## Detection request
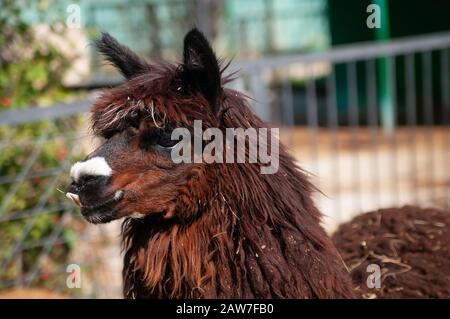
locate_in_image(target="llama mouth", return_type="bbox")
[66,190,125,224]
[83,190,124,209]
[66,189,123,207]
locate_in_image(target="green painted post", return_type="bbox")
[373,0,394,135]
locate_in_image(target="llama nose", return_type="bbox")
[69,156,112,184]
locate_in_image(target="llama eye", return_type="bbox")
[156,131,179,149]
[139,129,179,150]
[129,111,140,128]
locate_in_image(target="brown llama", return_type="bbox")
[66,29,355,298]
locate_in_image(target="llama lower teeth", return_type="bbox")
[66,192,82,207]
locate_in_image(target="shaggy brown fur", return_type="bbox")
[333,206,450,298]
[85,29,354,298]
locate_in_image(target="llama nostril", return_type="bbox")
[79,174,100,184]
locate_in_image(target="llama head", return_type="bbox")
[66,29,242,224]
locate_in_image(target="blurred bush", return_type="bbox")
[0,0,74,108]
[0,0,83,290]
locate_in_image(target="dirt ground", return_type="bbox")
[0,288,68,299]
[332,206,450,298]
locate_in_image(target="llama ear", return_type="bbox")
[182,28,221,113]
[96,32,150,78]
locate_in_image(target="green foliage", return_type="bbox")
[0,0,83,290]
[0,0,74,108]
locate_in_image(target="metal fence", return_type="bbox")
[232,31,450,226]
[0,96,123,297]
[0,31,449,297]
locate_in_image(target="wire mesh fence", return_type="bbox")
[0,32,449,297]
[0,97,122,297]
[234,31,450,228]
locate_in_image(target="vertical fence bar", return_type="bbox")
[250,71,271,122]
[237,20,248,56]
[422,51,435,204]
[347,61,361,213]
[442,50,450,124]
[374,0,393,136]
[388,55,399,206]
[405,53,419,205]
[306,65,319,175]
[366,58,380,209]
[440,49,450,203]
[281,79,295,148]
[195,0,211,39]
[326,65,341,221]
